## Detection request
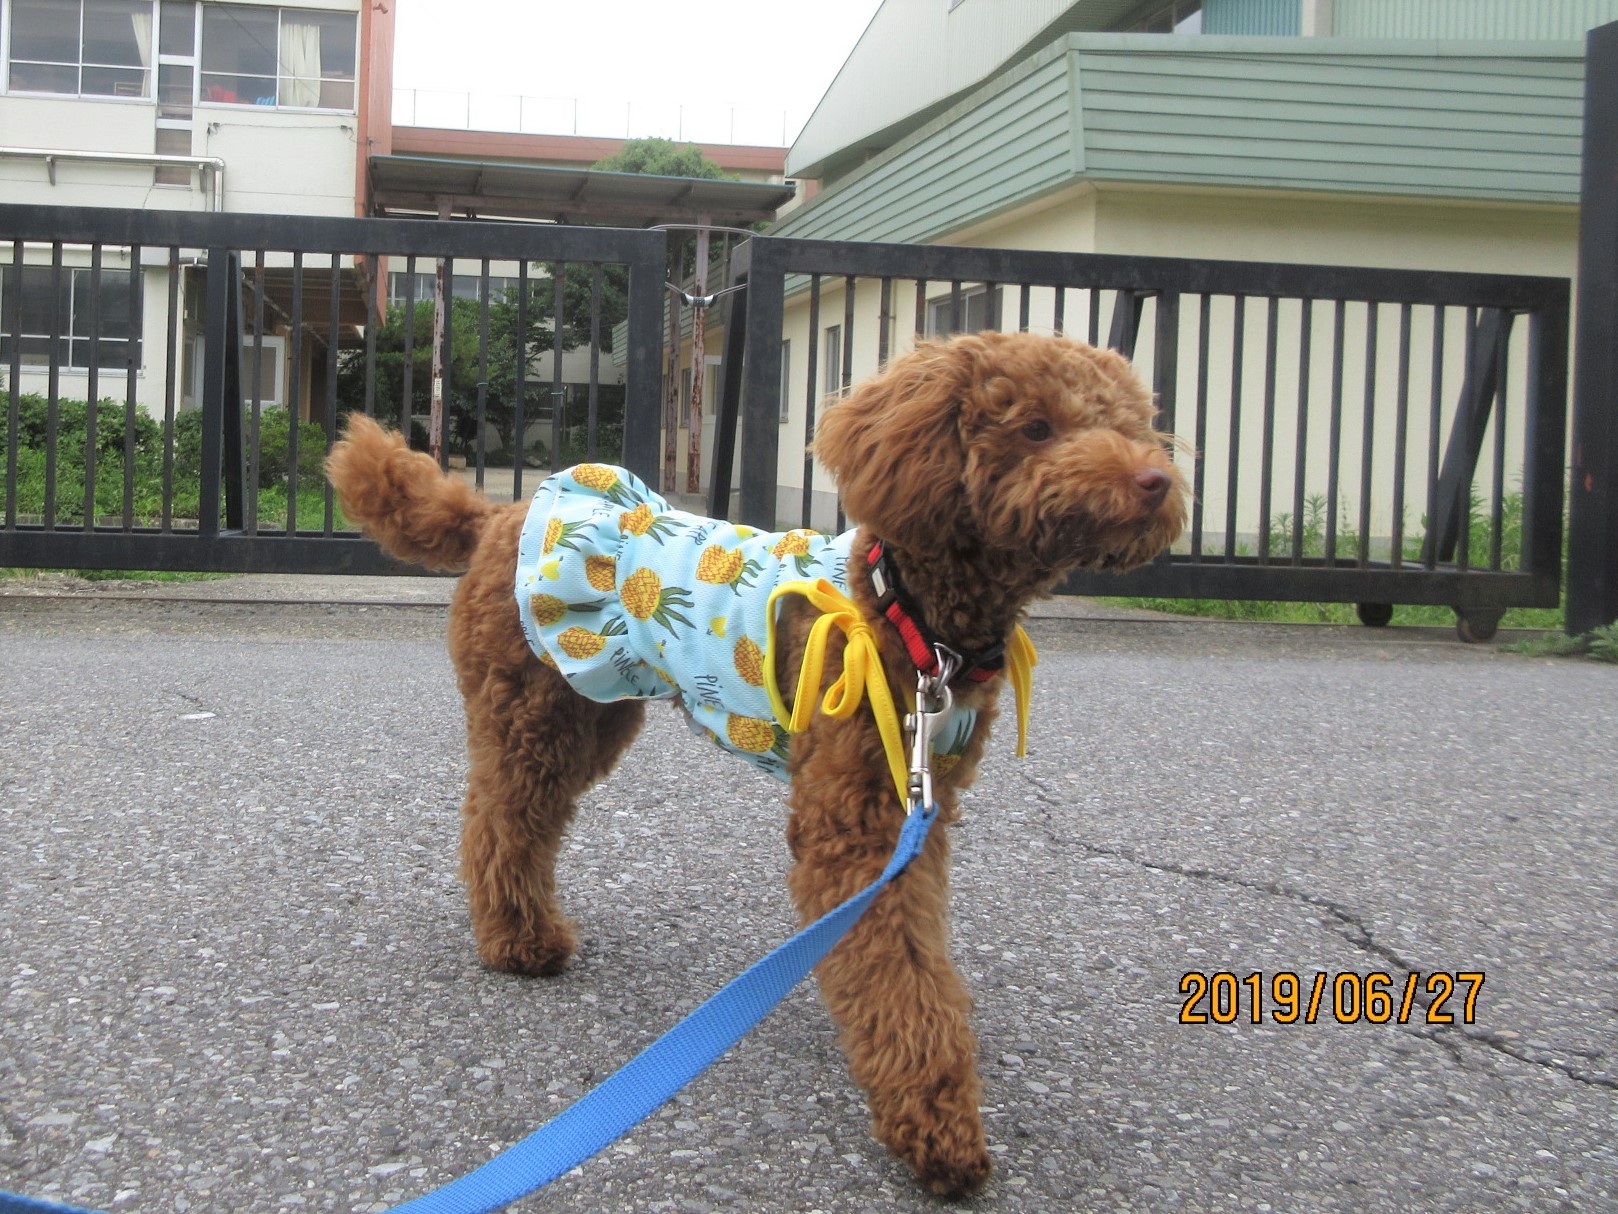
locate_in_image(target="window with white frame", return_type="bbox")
[927,285,999,338]
[197,3,357,110]
[0,265,141,372]
[387,272,521,308]
[822,325,842,397]
[7,0,156,97]
[3,2,358,111]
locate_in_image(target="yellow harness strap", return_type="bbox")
[764,578,1038,807]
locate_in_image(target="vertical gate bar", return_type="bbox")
[588,263,602,462]
[913,277,927,341]
[401,255,418,434]
[475,259,491,490]
[83,244,101,532]
[161,249,180,533]
[1489,322,1510,571]
[878,276,892,365]
[1423,306,1445,569]
[1567,18,1618,633]
[513,262,529,500]
[622,238,666,489]
[1290,298,1314,566]
[198,248,229,538]
[123,243,144,530]
[551,262,565,473]
[706,260,748,520]
[1223,295,1246,563]
[1390,303,1412,570]
[1018,283,1031,332]
[838,275,856,532]
[441,258,456,471]
[1324,300,1346,566]
[1257,296,1278,563]
[842,276,856,390]
[326,255,343,532]
[363,262,378,420]
[802,274,821,529]
[248,253,266,533]
[45,244,63,532]
[1457,308,1477,572]
[662,234,686,491]
[1523,301,1570,595]
[1088,288,1101,348]
[736,238,782,527]
[1190,293,1210,561]
[286,252,304,533]
[949,280,962,333]
[1357,302,1378,568]
[1054,284,1067,336]
[4,240,21,528]
[1153,291,1179,439]
[221,252,245,533]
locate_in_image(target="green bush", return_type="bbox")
[3,394,336,527]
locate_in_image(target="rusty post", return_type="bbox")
[662,232,686,492]
[687,221,711,496]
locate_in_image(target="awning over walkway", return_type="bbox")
[367,155,796,226]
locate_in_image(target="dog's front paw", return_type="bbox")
[476,922,576,977]
[875,1097,992,1198]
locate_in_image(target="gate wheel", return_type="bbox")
[1355,602,1394,628]
[1454,609,1503,644]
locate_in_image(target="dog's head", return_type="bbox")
[814,331,1187,585]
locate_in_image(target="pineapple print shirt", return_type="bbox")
[515,464,979,782]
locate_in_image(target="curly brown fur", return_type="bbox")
[326,333,1186,1197]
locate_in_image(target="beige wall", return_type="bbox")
[766,183,1575,546]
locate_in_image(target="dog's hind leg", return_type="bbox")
[456,658,645,976]
[786,724,991,1197]
[447,520,646,977]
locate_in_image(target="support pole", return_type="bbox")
[1567,20,1618,634]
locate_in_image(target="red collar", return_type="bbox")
[866,540,1007,684]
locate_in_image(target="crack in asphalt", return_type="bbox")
[1013,768,1618,1094]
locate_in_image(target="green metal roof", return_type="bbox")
[771,33,1586,245]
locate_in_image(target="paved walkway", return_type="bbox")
[0,578,1614,1213]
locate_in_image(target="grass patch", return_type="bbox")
[1107,492,1566,632]
[1502,622,1618,664]
[0,567,227,583]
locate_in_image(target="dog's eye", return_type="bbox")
[1021,420,1053,442]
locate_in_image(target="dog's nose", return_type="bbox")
[1133,467,1171,510]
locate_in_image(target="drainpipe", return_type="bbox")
[0,147,227,210]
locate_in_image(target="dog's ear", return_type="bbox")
[813,341,969,546]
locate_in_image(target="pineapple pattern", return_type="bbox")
[514,463,980,781]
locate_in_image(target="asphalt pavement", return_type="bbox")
[1,577,1614,1214]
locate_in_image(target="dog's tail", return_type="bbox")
[326,414,495,573]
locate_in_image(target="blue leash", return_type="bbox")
[0,804,938,1214]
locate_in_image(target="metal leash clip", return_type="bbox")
[904,646,959,811]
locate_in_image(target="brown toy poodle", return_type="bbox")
[326,330,1187,1196]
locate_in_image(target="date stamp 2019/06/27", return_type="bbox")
[1179,971,1484,1026]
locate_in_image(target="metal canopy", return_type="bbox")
[368,154,796,226]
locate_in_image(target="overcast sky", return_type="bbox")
[392,0,885,147]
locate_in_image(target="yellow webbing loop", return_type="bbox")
[766,579,911,807]
[764,579,1040,805]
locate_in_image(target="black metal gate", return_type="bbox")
[712,236,1572,639]
[0,204,667,574]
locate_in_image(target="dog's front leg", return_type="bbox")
[787,738,990,1197]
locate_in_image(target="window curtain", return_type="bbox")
[130,10,153,95]
[279,17,320,108]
